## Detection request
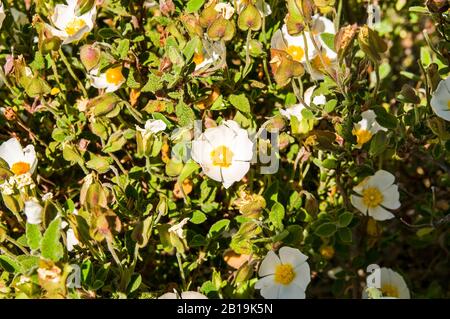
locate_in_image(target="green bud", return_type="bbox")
[207,16,235,42]
[89,93,121,117]
[181,14,204,37]
[199,1,219,28]
[238,4,262,31]
[248,39,264,57]
[398,84,420,104]
[80,44,101,71]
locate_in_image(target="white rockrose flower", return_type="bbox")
[255,247,311,299]
[191,120,254,189]
[46,0,97,44]
[352,110,387,148]
[0,138,37,176]
[430,75,450,121]
[280,86,326,121]
[365,267,410,299]
[350,170,400,221]
[89,66,125,93]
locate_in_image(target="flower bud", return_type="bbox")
[398,84,420,104]
[180,14,203,37]
[248,39,264,57]
[357,25,387,63]
[207,16,235,42]
[199,1,219,28]
[80,44,101,71]
[238,4,262,31]
[335,24,358,61]
[88,93,121,117]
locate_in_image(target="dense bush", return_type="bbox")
[0,0,448,299]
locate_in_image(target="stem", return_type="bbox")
[176,252,187,290]
[5,235,29,255]
[58,48,88,98]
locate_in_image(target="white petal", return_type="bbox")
[229,133,253,162]
[303,86,316,106]
[220,161,250,188]
[24,200,43,225]
[91,74,108,89]
[381,184,401,210]
[51,4,73,30]
[270,30,287,51]
[278,283,306,299]
[0,138,25,168]
[292,262,311,291]
[180,291,208,299]
[254,275,275,289]
[158,292,179,299]
[367,170,396,191]
[191,137,213,165]
[258,250,281,277]
[259,283,281,299]
[368,206,395,221]
[278,247,308,268]
[105,81,123,93]
[23,145,37,174]
[312,94,326,106]
[201,163,222,183]
[350,194,368,215]
[430,76,450,121]
[281,25,318,61]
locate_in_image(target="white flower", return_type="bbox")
[24,199,43,225]
[352,110,387,148]
[191,120,253,189]
[193,39,225,71]
[270,24,318,64]
[280,86,326,121]
[0,2,5,29]
[46,0,96,44]
[350,170,400,221]
[214,2,235,20]
[255,247,311,299]
[168,218,190,239]
[0,138,37,176]
[66,228,79,252]
[430,75,450,121]
[158,289,208,299]
[307,15,338,80]
[136,119,167,140]
[365,267,410,299]
[89,66,125,92]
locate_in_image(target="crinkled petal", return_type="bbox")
[278,283,306,299]
[258,250,281,277]
[278,246,308,268]
[381,184,401,210]
[221,161,250,189]
[368,205,395,221]
[350,194,368,215]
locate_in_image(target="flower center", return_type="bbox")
[105,67,125,85]
[447,100,450,110]
[362,187,384,208]
[274,264,295,285]
[65,18,86,36]
[193,52,205,65]
[11,162,30,175]
[381,284,399,298]
[210,145,234,168]
[311,53,332,72]
[352,128,373,146]
[286,45,305,62]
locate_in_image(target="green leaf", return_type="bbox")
[127,274,142,294]
[116,39,130,60]
[178,160,200,184]
[314,222,337,237]
[338,228,352,243]
[229,94,251,114]
[176,101,195,126]
[186,0,205,13]
[41,217,64,262]
[269,202,285,230]
[320,33,335,51]
[0,255,23,273]
[26,223,42,251]
[373,107,398,129]
[208,219,230,237]
[86,154,112,174]
[337,212,353,228]
[324,99,337,113]
[141,73,164,93]
[190,210,207,224]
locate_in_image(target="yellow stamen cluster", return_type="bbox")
[65,18,87,36]
[274,264,295,285]
[381,284,399,298]
[286,45,305,62]
[11,162,30,175]
[210,145,234,168]
[105,67,125,85]
[362,187,384,208]
[353,128,373,146]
